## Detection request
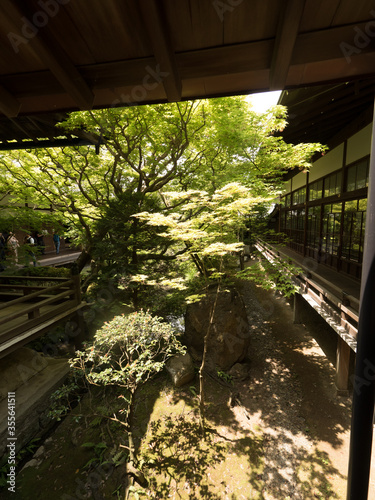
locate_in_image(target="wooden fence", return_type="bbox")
[0,274,85,359]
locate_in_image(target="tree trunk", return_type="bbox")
[198,282,221,437]
[75,248,92,272]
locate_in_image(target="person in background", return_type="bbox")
[24,233,37,267]
[53,231,60,254]
[7,232,19,264]
[35,230,45,255]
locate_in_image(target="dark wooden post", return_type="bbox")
[69,263,85,349]
[335,336,351,393]
[347,98,375,500]
[71,263,81,305]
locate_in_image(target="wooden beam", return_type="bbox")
[0,137,97,151]
[0,86,21,118]
[138,0,181,102]
[269,0,306,90]
[1,0,94,110]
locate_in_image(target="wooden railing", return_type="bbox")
[255,240,359,351]
[0,274,83,358]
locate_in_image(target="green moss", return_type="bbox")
[4,375,266,500]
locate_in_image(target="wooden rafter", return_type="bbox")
[0,85,21,118]
[1,0,94,111]
[269,0,306,90]
[138,0,182,102]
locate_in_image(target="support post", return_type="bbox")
[335,336,351,393]
[71,263,81,304]
[347,97,375,500]
[293,292,303,324]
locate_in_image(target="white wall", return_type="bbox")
[283,179,292,194]
[291,171,307,190]
[346,123,372,165]
[281,122,373,196]
[309,144,344,182]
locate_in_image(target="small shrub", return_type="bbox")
[48,371,85,421]
[70,310,186,465]
[13,265,70,278]
[71,310,186,391]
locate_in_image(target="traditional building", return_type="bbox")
[280,121,370,281]
[258,82,375,395]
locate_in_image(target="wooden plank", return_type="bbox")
[300,0,341,31]
[292,22,375,64]
[269,0,306,90]
[0,300,80,344]
[336,336,351,391]
[341,304,360,322]
[224,0,280,45]
[0,289,75,325]
[62,0,149,61]
[138,0,181,102]
[0,280,73,311]
[179,40,273,78]
[0,85,21,118]
[0,303,86,359]
[0,275,68,281]
[1,0,94,110]
[302,292,357,351]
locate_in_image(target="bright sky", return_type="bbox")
[246,90,282,113]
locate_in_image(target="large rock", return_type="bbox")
[184,287,250,371]
[165,353,195,387]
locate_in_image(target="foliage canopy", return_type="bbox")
[0,97,324,300]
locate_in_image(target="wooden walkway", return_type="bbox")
[255,240,360,391]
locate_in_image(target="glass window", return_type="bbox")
[346,158,369,192]
[342,198,366,263]
[307,206,321,250]
[292,187,306,205]
[286,211,292,229]
[345,199,357,212]
[322,203,342,255]
[288,208,305,243]
[309,179,323,201]
[324,171,341,198]
[358,198,367,211]
[347,168,356,191]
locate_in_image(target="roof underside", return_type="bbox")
[1,0,375,148]
[279,78,375,150]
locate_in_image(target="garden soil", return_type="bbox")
[236,279,375,499]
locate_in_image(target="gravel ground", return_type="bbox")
[235,279,352,499]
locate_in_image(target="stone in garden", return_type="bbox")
[228,362,250,380]
[165,353,195,387]
[184,287,250,371]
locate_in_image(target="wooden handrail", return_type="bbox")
[0,275,68,281]
[0,288,76,326]
[0,302,87,359]
[0,273,83,357]
[255,239,359,331]
[0,280,74,311]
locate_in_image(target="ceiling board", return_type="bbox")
[0,0,373,148]
[279,79,375,148]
